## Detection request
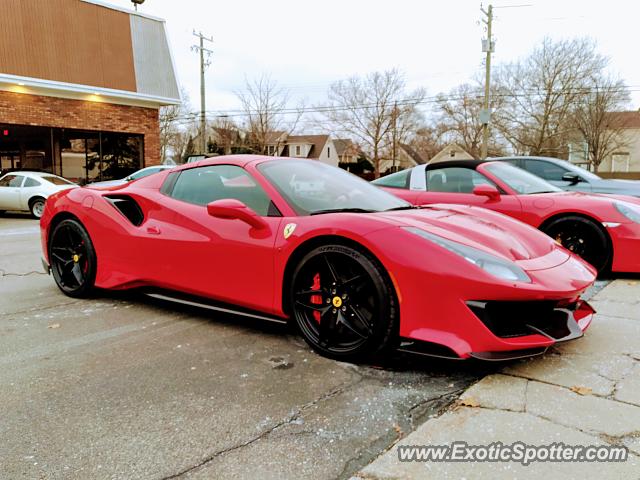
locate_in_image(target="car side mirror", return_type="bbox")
[206,199,268,230]
[472,184,501,201]
[562,172,582,185]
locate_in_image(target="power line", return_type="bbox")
[166,85,640,123]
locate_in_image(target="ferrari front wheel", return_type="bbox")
[542,216,611,274]
[49,219,97,298]
[290,244,397,360]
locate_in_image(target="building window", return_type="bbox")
[611,153,630,173]
[295,145,301,156]
[267,145,276,156]
[327,147,331,157]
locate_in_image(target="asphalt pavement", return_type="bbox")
[0,214,485,479]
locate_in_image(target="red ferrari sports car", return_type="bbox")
[41,156,596,361]
[374,160,640,274]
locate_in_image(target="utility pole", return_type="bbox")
[191,31,213,154]
[480,4,494,160]
[391,101,399,171]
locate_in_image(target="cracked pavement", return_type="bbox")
[357,278,640,479]
[0,215,486,479]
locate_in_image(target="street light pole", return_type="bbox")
[480,4,493,160]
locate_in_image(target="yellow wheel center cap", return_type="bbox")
[73,254,79,263]
[332,297,343,308]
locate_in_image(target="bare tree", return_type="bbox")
[209,115,242,155]
[434,82,506,158]
[159,88,194,163]
[571,75,630,172]
[409,125,446,162]
[494,37,608,158]
[236,74,301,154]
[321,69,425,177]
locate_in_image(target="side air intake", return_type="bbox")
[104,196,144,226]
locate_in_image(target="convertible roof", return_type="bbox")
[425,159,487,170]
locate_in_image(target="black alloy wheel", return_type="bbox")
[542,216,611,274]
[290,244,397,360]
[49,219,97,297]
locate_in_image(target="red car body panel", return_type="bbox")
[41,156,597,359]
[379,162,640,273]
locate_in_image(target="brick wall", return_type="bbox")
[0,90,160,165]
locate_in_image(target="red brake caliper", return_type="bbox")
[311,273,322,323]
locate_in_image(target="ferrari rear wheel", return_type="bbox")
[542,216,611,274]
[49,219,97,298]
[290,244,397,360]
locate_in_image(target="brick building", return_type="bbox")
[0,0,180,183]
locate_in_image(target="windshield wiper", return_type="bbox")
[384,205,420,211]
[310,207,376,215]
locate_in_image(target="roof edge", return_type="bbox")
[0,73,180,108]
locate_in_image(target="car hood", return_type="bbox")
[529,190,640,207]
[377,205,558,264]
[591,178,640,195]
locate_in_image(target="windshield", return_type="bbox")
[565,162,601,181]
[42,175,74,186]
[130,167,164,180]
[258,160,410,215]
[484,163,561,194]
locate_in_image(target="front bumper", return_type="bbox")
[466,299,593,360]
[41,256,50,275]
[609,222,640,273]
[364,228,597,360]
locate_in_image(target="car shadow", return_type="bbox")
[93,288,506,378]
[0,212,36,220]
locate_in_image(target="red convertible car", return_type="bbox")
[41,156,596,361]
[374,160,640,274]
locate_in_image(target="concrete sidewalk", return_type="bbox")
[356,280,640,479]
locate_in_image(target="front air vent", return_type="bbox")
[104,195,144,226]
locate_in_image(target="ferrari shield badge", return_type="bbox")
[283,223,297,239]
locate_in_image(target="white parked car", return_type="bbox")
[89,165,173,188]
[0,171,77,218]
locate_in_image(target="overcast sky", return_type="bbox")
[107,0,640,119]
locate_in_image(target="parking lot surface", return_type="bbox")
[0,215,486,479]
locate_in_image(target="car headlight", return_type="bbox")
[403,226,532,283]
[614,202,640,223]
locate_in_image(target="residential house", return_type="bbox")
[210,127,243,155]
[264,131,288,156]
[428,143,474,164]
[599,111,640,173]
[334,138,359,165]
[379,143,427,173]
[264,133,339,166]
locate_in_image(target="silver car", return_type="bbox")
[493,156,640,197]
[89,165,173,188]
[0,171,77,218]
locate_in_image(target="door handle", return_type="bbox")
[146,225,161,235]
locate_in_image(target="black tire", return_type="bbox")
[29,197,46,219]
[48,219,97,298]
[541,216,611,274]
[289,244,397,361]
